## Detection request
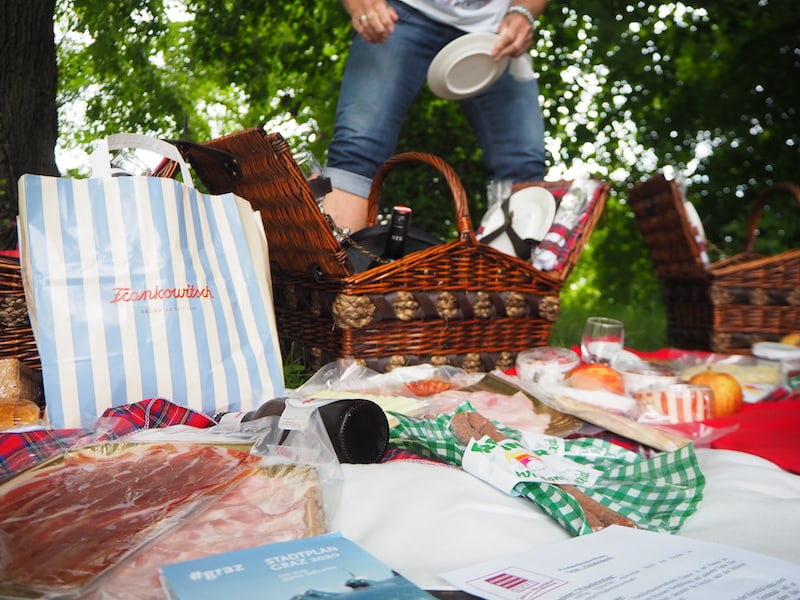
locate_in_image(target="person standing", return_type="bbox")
[323,0,548,233]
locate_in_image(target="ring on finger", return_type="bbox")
[359,14,368,24]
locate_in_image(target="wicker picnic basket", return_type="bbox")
[176,126,609,372]
[628,173,800,354]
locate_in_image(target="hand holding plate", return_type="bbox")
[492,14,535,59]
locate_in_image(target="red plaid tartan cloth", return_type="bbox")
[532,182,605,272]
[0,398,216,483]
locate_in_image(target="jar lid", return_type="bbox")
[517,346,580,368]
[620,362,677,378]
[752,342,800,362]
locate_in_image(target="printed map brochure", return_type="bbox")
[159,531,436,599]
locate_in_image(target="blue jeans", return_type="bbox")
[325,0,547,198]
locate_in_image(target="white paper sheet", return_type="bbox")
[441,525,799,599]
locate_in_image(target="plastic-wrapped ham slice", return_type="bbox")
[0,442,261,597]
[80,464,327,600]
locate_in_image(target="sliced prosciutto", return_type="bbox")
[80,464,326,599]
[0,442,260,595]
[423,389,552,433]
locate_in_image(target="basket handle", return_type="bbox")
[743,182,800,253]
[366,152,475,242]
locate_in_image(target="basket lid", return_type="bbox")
[628,173,708,280]
[177,126,353,279]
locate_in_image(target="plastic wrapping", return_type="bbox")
[0,405,343,599]
[0,441,261,599]
[290,359,479,425]
[78,462,328,600]
[293,359,479,399]
[70,411,341,600]
[0,358,42,404]
[0,359,45,430]
[517,378,694,452]
[505,346,786,449]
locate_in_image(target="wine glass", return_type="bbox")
[581,317,624,364]
[110,149,152,176]
[292,149,323,180]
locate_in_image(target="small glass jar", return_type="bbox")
[753,342,800,390]
[620,362,679,395]
[516,346,580,387]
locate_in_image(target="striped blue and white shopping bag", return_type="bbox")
[17,135,284,428]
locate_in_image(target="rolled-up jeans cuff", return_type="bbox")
[324,167,373,199]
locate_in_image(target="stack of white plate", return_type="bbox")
[427,32,510,100]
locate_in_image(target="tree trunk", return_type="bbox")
[0,0,59,249]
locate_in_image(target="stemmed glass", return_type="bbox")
[581,317,624,364]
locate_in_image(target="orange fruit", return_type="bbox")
[780,332,800,346]
[566,363,625,395]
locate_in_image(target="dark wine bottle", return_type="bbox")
[368,205,411,268]
[384,205,411,260]
[215,398,389,464]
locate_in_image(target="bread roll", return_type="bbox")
[0,398,41,428]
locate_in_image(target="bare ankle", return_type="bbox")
[322,188,370,233]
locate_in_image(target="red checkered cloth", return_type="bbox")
[0,398,216,483]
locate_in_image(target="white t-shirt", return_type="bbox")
[401,0,511,33]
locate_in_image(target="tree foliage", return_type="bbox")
[45,0,799,316]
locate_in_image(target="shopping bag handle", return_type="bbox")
[90,133,194,187]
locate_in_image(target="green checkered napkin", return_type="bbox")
[388,403,705,536]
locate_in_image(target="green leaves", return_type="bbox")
[54,0,799,329]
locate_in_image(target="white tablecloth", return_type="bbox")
[332,449,800,590]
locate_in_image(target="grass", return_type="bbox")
[550,299,668,353]
[281,345,315,389]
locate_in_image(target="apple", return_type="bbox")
[688,370,743,417]
[566,363,624,395]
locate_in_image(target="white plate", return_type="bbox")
[427,32,510,100]
[478,187,556,257]
[509,186,557,243]
[683,201,706,239]
[752,341,800,362]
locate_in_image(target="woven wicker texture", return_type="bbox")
[628,174,800,354]
[0,128,609,373]
[184,126,609,372]
[0,256,39,369]
[172,131,351,280]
